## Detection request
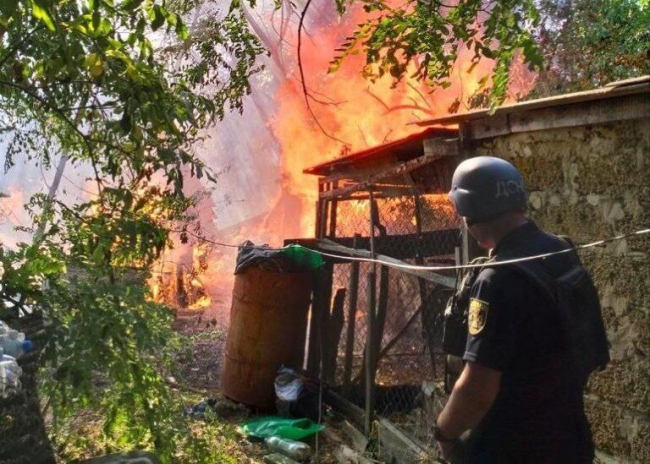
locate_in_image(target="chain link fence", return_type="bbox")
[322,191,461,461]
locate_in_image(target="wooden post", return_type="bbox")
[373,263,389,368]
[308,194,335,374]
[314,199,320,239]
[324,287,346,384]
[328,181,339,238]
[318,197,335,372]
[371,197,389,371]
[343,234,360,396]
[414,192,437,377]
[365,188,377,437]
[307,196,328,373]
[364,270,376,437]
[307,268,324,373]
[315,181,324,239]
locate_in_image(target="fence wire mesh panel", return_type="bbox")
[325,191,461,459]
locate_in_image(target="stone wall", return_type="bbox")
[476,118,650,462]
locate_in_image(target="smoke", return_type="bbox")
[1,0,535,316]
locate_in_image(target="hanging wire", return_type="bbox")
[182,227,650,272]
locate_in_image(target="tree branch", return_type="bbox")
[0,26,45,69]
[0,80,96,166]
[296,0,349,146]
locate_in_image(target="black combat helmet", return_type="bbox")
[449,156,527,222]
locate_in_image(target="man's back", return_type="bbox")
[462,221,594,463]
[439,156,605,464]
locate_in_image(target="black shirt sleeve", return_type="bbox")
[462,268,528,372]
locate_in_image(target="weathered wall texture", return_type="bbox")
[476,119,650,463]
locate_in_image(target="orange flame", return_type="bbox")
[268,2,535,240]
[0,186,28,249]
[155,2,536,318]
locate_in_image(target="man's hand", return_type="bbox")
[436,361,502,448]
[437,440,456,462]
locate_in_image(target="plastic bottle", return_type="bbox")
[0,351,23,398]
[0,319,33,358]
[264,436,311,461]
[0,329,32,358]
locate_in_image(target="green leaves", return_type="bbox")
[332,0,543,107]
[31,0,55,30]
[149,4,165,31]
[178,1,265,120]
[0,0,266,461]
[530,0,650,97]
[122,0,144,11]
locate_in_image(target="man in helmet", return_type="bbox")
[434,156,598,463]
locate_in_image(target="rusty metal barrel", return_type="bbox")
[221,267,314,409]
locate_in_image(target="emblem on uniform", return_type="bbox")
[468,298,489,335]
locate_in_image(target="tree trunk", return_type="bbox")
[0,312,56,464]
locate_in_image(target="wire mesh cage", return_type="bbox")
[320,190,461,458]
[298,136,464,460]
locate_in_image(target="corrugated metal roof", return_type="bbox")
[413,75,650,127]
[303,126,457,176]
[303,76,649,177]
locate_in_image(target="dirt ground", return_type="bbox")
[170,288,346,463]
[170,279,233,390]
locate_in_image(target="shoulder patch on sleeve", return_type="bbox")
[468,298,489,335]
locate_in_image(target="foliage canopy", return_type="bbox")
[530,0,650,97]
[331,0,544,106]
[332,0,649,106]
[0,0,263,460]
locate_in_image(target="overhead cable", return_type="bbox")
[186,227,650,273]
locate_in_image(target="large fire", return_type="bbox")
[0,187,28,249]
[154,0,536,315]
[269,1,535,241]
[0,2,536,321]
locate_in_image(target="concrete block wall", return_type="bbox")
[476,119,650,462]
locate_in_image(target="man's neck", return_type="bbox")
[489,213,528,248]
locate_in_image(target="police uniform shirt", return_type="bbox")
[462,221,594,463]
